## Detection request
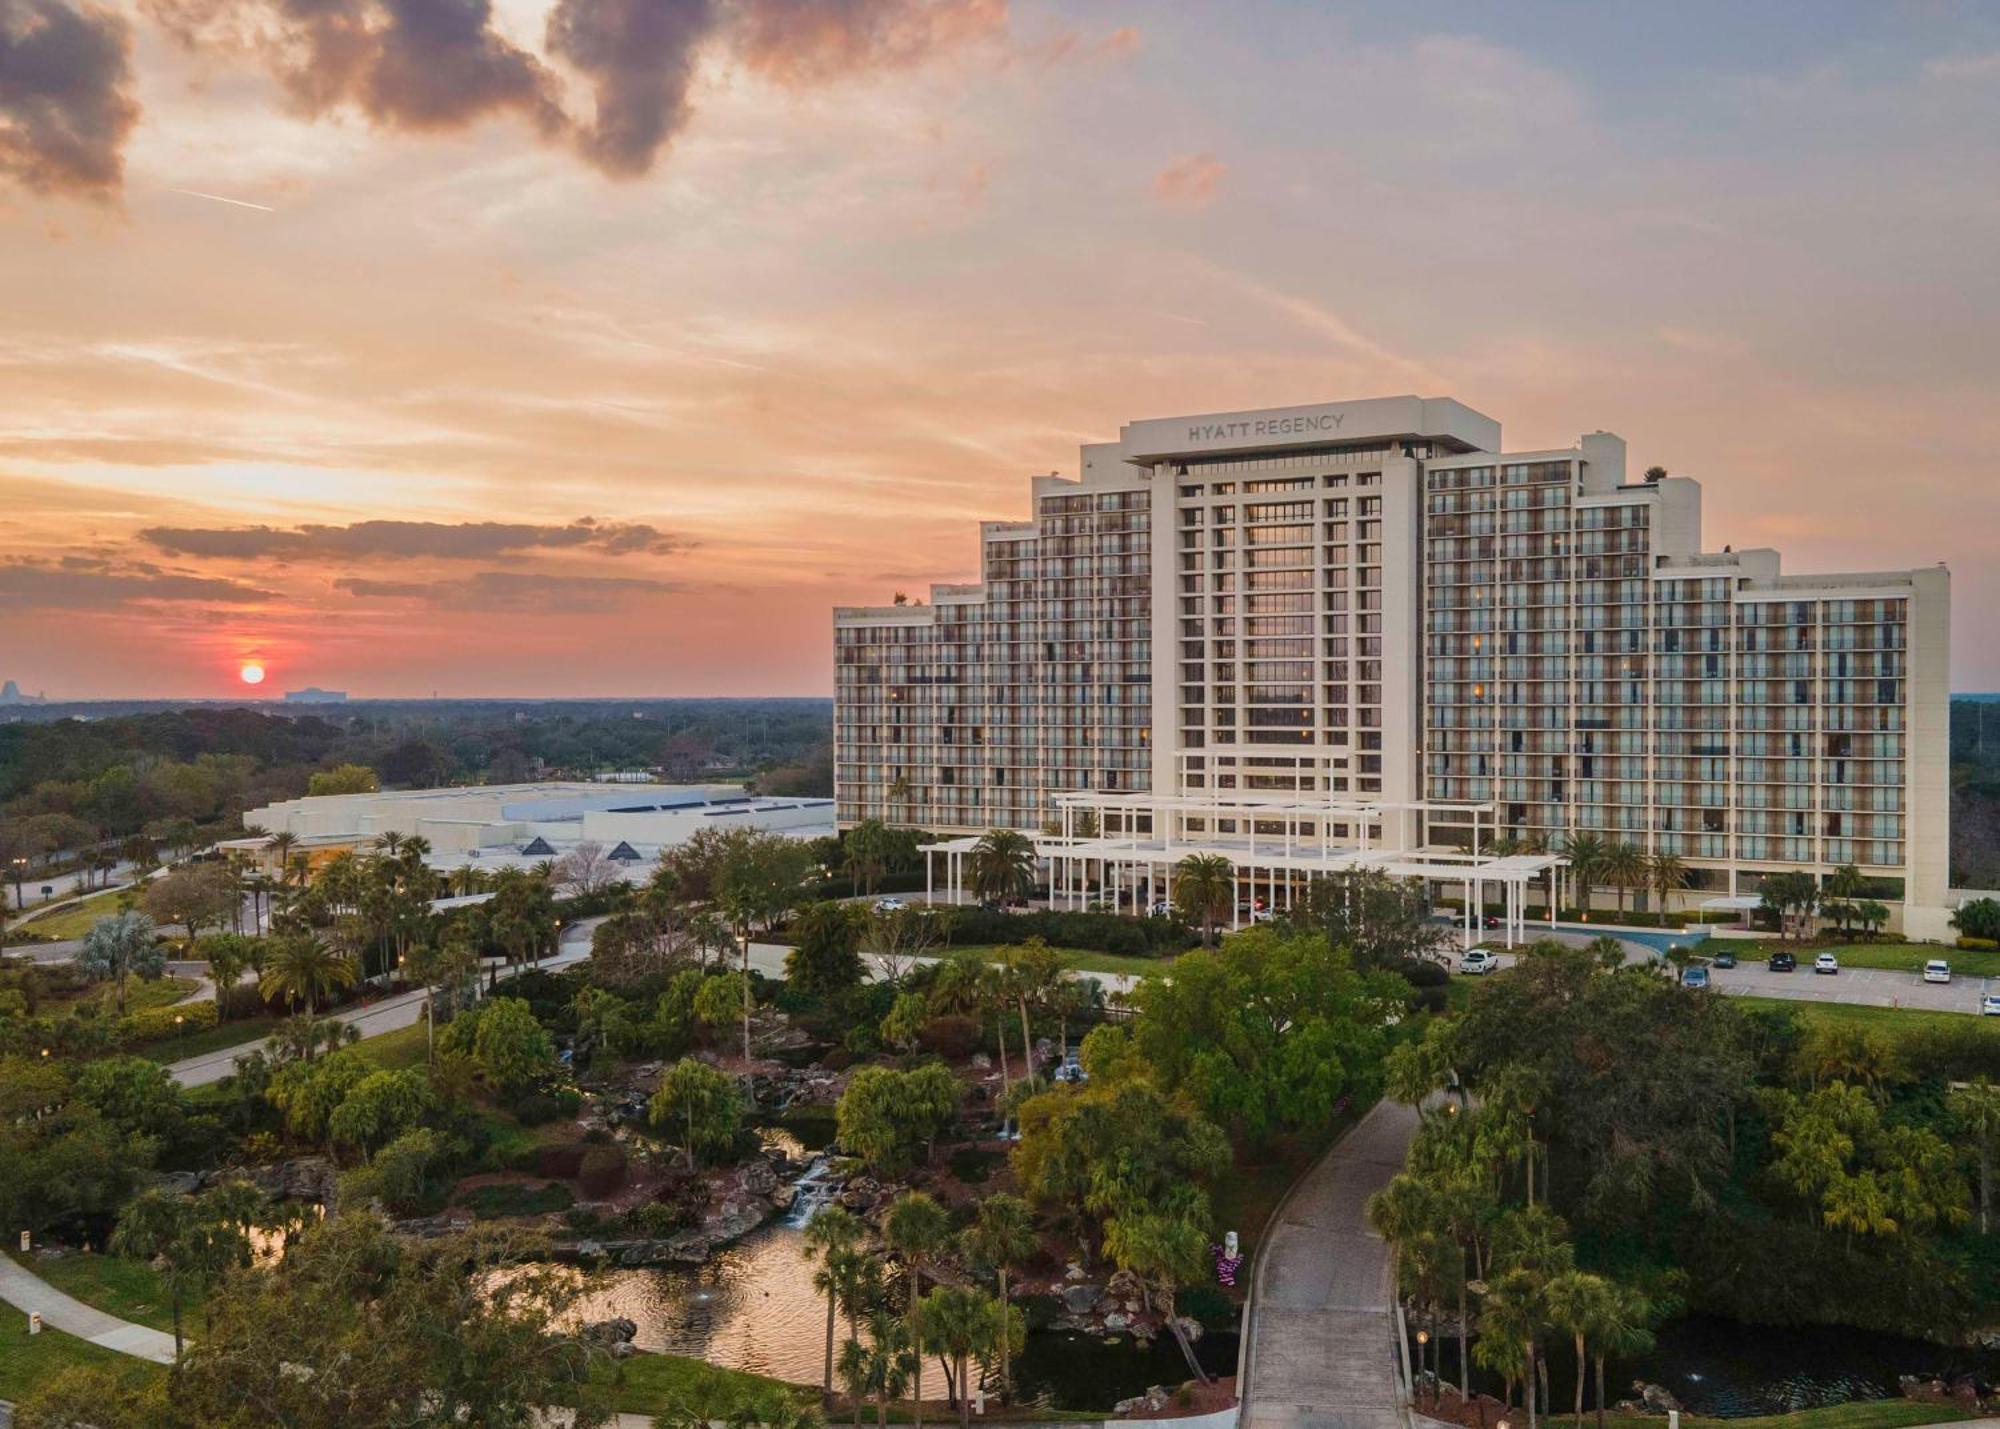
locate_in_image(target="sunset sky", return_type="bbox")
[3,0,1998,699]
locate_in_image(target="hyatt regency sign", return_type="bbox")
[1185,411,1346,444]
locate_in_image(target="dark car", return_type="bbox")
[1767,951,1797,972]
[1711,950,1738,969]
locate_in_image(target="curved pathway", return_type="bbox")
[0,1254,175,1364]
[1240,1099,1420,1429]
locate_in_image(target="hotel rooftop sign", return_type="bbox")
[1120,395,1500,463]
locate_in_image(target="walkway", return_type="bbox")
[0,1254,176,1365]
[1240,1098,1420,1429]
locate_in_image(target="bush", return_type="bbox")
[577,1144,628,1197]
[917,1014,980,1059]
[119,999,218,1046]
[454,1180,575,1219]
[941,908,1195,957]
[536,1143,587,1180]
[1958,936,1999,951]
[1952,897,2000,943]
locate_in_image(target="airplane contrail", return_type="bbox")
[171,189,276,213]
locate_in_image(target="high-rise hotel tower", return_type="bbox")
[833,397,1951,933]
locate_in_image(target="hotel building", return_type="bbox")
[833,397,1952,935]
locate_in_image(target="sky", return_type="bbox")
[2,0,1999,699]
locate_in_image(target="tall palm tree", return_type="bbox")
[883,1192,952,1429]
[1545,1270,1615,1429]
[966,829,1036,906]
[1589,1283,1656,1429]
[961,1193,1036,1403]
[1172,853,1235,946]
[268,829,298,878]
[1602,843,1644,920]
[259,933,358,1015]
[1646,849,1689,924]
[1948,1078,2000,1234]
[1558,834,1606,920]
[804,1206,867,1400]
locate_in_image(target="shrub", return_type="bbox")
[939,908,1196,957]
[577,1144,628,1198]
[536,1144,587,1180]
[1958,936,1999,951]
[917,1014,980,1059]
[119,999,218,1046]
[455,1180,574,1219]
[1952,898,2000,942]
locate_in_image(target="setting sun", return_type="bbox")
[239,663,266,686]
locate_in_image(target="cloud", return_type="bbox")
[334,568,681,610]
[139,516,686,560]
[0,0,140,199]
[545,0,711,177]
[143,0,567,140]
[1152,151,1224,209]
[728,0,1005,88]
[1927,50,2000,82]
[0,556,277,608]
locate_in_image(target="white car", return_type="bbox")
[1922,959,1952,984]
[1813,952,1840,975]
[1459,949,1499,976]
[874,896,907,912]
[1982,993,2000,1017]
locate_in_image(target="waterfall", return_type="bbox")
[785,1156,838,1228]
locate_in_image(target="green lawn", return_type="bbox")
[136,1012,279,1065]
[0,1318,167,1405]
[44,974,199,1022]
[1731,995,1984,1035]
[1827,943,2000,977]
[354,1020,431,1071]
[943,943,1179,981]
[13,885,142,941]
[8,1250,180,1333]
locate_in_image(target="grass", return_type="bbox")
[0,1318,166,1405]
[593,1346,804,1417]
[1731,995,1983,1034]
[137,1012,280,1065]
[8,1250,180,1333]
[454,1180,576,1219]
[353,1019,431,1071]
[12,885,142,941]
[1824,944,2000,977]
[944,943,1180,981]
[44,974,198,1021]
[1212,1097,1372,1268]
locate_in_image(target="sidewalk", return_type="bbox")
[0,1254,176,1365]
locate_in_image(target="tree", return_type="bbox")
[994,940,1061,1076]
[880,992,930,1058]
[714,831,815,1059]
[840,1309,915,1429]
[78,910,163,1014]
[843,818,897,896]
[1951,896,2000,942]
[1588,1283,1656,1429]
[143,861,241,941]
[170,1216,614,1429]
[1544,1270,1617,1429]
[328,1068,435,1155]
[1947,1077,2000,1234]
[552,841,620,898]
[259,933,357,1015]
[914,1285,1018,1429]
[1601,843,1644,920]
[75,1055,186,1139]
[1645,849,1688,922]
[1102,1184,1214,1382]
[1558,834,1606,919]
[965,829,1036,906]
[861,904,950,983]
[1761,870,1820,941]
[787,901,866,1000]
[883,1192,953,1429]
[802,1205,866,1399]
[469,996,558,1099]
[960,1193,1036,1403]
[198,932,262,1020]
[110,1181,267,1357]
[307,763,379,796]
[837,1064,961,1172]
[1286,868,1448,970]
[650,1058,742,1168]
[1171,853,1234,946]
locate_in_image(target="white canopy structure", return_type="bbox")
[921,790,1565,949]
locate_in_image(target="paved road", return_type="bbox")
[1241,1099,1419,1429]
[0,1253,177,1365]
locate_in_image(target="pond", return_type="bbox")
[1426,1313,2000,1418]
[554,1129,1238,1412]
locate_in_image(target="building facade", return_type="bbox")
[833,397,1951,925]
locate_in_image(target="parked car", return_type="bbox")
[875,896,907,912]
[1923,959,1952,984]
[1813,952,1840,975]
[1148,899,1173,918]
[1054,1052,1086,1084]
[1983,993,2000,1017]
[1681,966,1710,990]
[1459,949,1499,975]
[1767,951,1797,972]
[1710,949,1738,969]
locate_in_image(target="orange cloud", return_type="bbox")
[1152,151,1224,208]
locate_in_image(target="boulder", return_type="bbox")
[971,1053,992,1070]
[1106,1269,1143,1300]
[581,1317,638,1347]
[740,1160,778,1196]
[1637,1382,1681,1414]
[152,1171,201,1197]
[1175,1315,1203,1344]
[1104,1311,1131,1332]
[1061,1284,1102,1314]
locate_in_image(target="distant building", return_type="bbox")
[0,680,47,705]
[284,687,348,703]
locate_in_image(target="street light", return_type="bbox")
[174,1013,185,1049]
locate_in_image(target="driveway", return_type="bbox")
[1240,1099,1419,1429]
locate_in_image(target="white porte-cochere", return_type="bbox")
[922,789,1566,950]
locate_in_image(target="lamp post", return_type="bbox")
[8,856,24,912]
[1416,1328,1431,1406]
[174,1013,185,1050]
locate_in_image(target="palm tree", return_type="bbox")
[1589,1283,1656,1429]
[1545,1270,1616,1429]
[1646,849,1688,924]
[110,1190,197,1355]
[914,1286,1005,1429]
[1948,1077,2000,1233]
[259,933,358,1015]
[1102,1187,1214,1383]
[1601,843,1644,920]
[840,1310,915,1429]
[883,1192,952,1429]
[961,1194,1036,1403]
[1172,853,1235,946]
[1559,834,1606,920]
[995,940,1060,1077]
[804,1206,867,1400]
[268,830,298,879]
[966,829,1035,906]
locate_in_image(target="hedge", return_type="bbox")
[1959,936,1999,951]
[940,907,1196,957]
[120,998,218,1045]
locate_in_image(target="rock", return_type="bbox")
[1064,1263,1086,1282]
[971,1052,992,1070]
[1112,1385,1171,1415]
[1175,1315,1203,1344]
[1106,1269,1143,1300]
[152,1171,201,1196]
[840,1177,882,1212]
[1061,1284,1102,1314]
[1637,1382,1681,1414]
[770,1186,798,1212]
[581,1317,638,1347]
[1104,1311,1131,1332]
[740,1161,778,1196]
